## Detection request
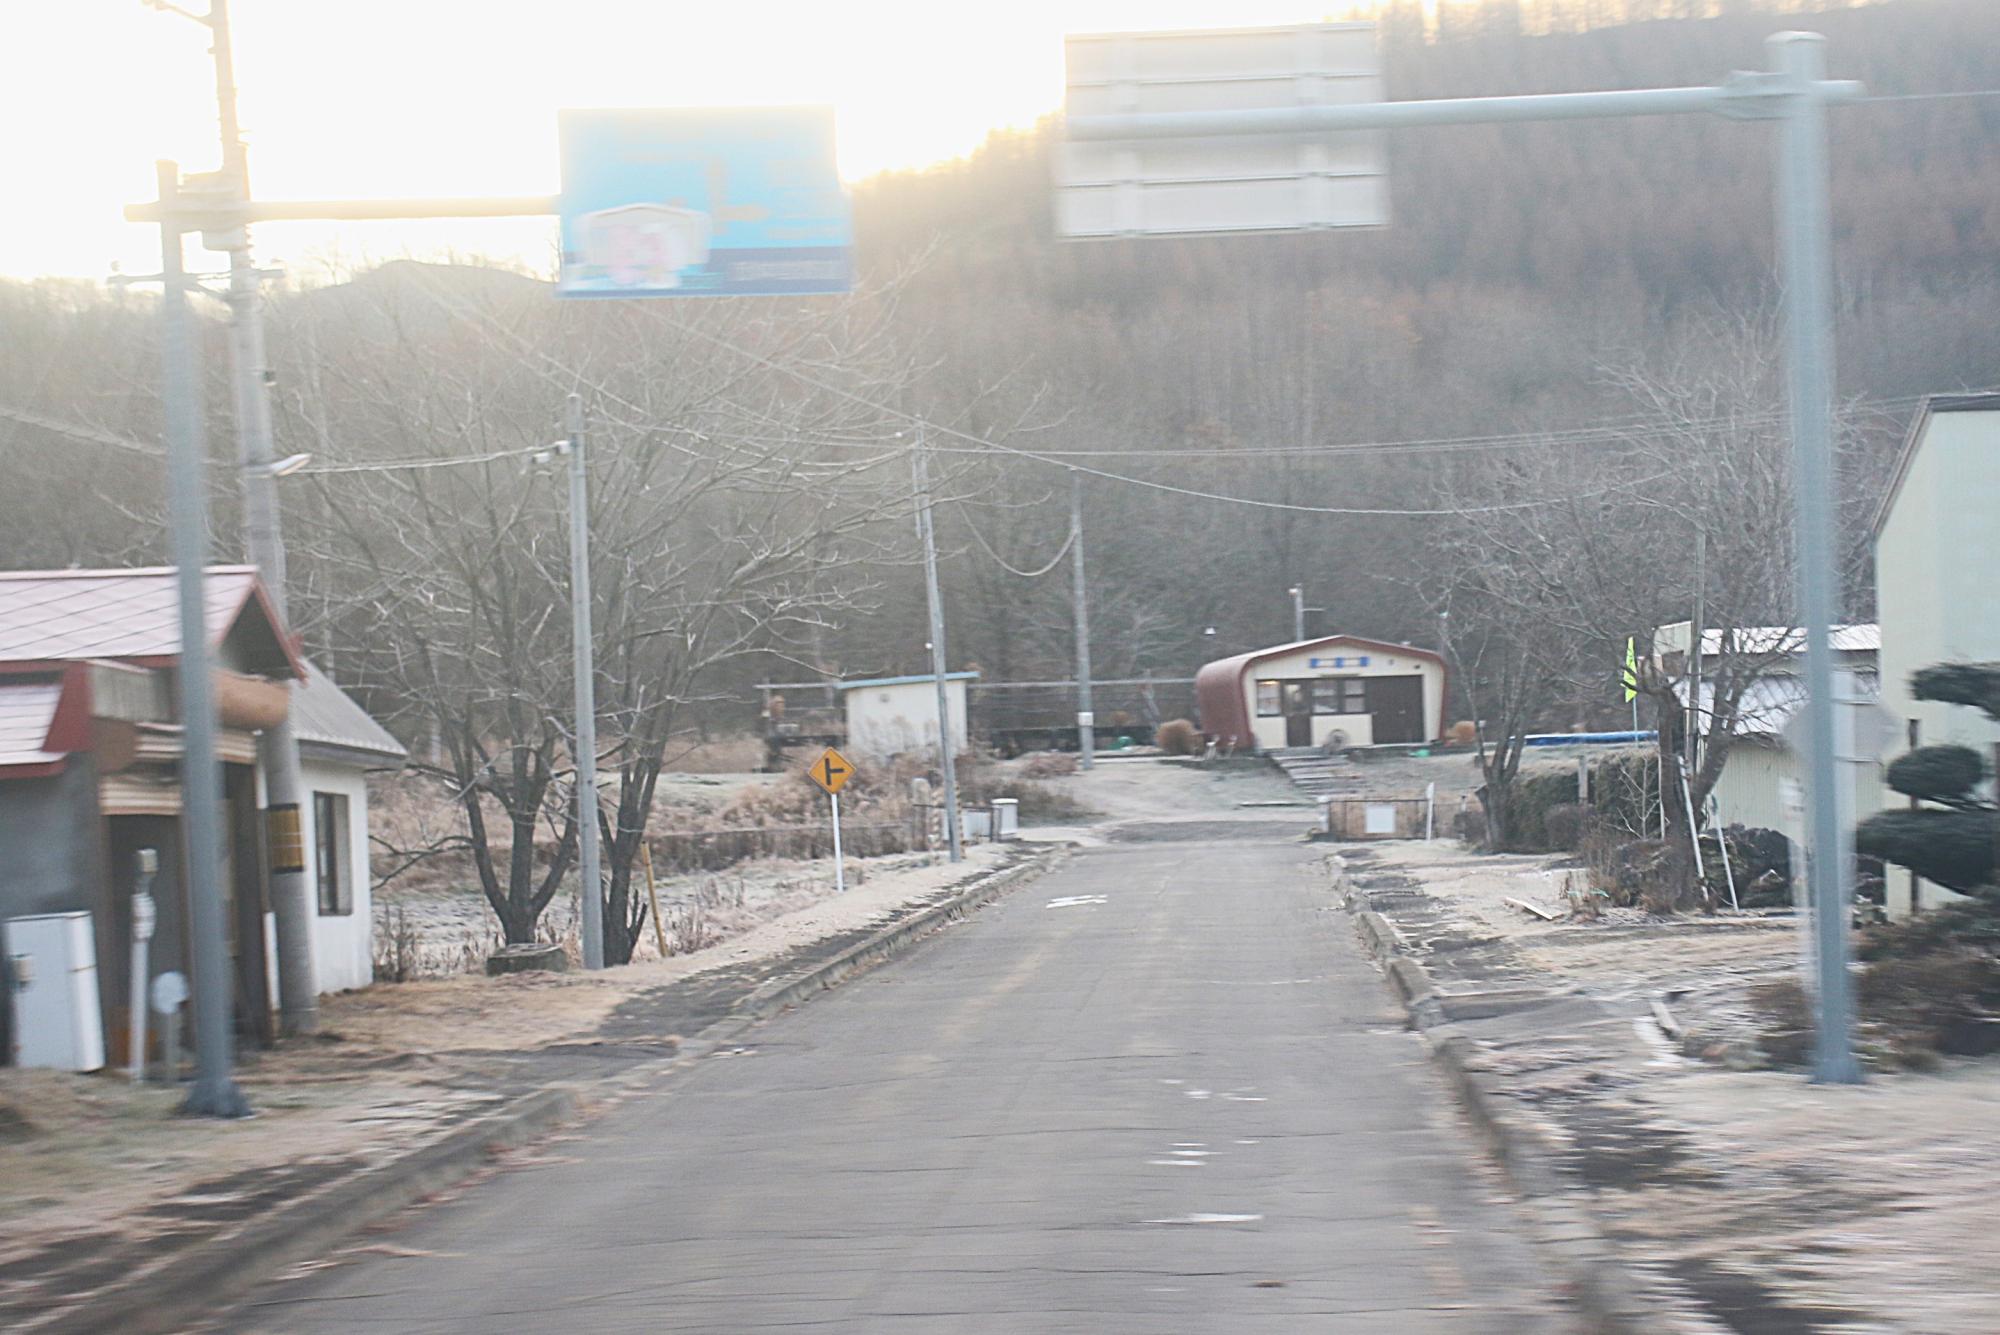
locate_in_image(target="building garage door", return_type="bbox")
[1370,676,1425,744]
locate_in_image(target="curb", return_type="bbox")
[46,846,1063,1335]
[656,847,1067,1062]
[739,847,1064,1023]
[1330,855,1681,1334]
[29,1086,579,1335]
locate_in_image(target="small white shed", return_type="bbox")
[288,662,407,993]
[840,672,977,762]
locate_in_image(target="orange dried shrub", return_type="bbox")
[1155,719,1201,756]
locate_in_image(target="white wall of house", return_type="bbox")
[1877,409,2000,758]
[1874,407,2000,918]
[844,679,971,762]
[299,758,374,993]
[1239,642,1444,752]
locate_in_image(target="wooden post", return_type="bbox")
[641,840,668,959]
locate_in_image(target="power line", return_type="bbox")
[641,310,1908,518]
[952,499,1076,578]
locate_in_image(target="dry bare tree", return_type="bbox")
[1425,314,1885,896]
[271,263,924,959]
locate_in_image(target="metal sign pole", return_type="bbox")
[1771,31,1861,1084]
[567,394,605,970]
[156,161,249,1119]
[830,790,845,894]
[1064,27,1864,1082]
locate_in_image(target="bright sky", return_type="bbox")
[1,0,1358,282]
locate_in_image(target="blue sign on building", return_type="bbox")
[557,107,851,299]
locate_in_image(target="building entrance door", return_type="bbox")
[1370,676,1426,744]
[1282,682,1314,748]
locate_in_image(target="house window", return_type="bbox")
[1313,678,1368,714]
[314,791,352,916]
[1255,680,1282,716]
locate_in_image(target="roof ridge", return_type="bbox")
[0,565,259,582]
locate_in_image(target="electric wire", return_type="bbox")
[952,499,1076,578]
[640,311,1830,517]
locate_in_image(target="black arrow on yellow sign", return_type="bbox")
[807,746,854,796]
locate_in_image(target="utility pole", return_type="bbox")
[1688,529,1705,787]
[1289,585,1306,642]
[566,394,605,968]
[155,160,248,1118]
[911,429,962,861]
[191,0,320,1033]
[1070,471,1095,770]
[1772,31,1861,1084]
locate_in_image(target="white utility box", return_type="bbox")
[991,798,1020,841]
[5,912,105,1071]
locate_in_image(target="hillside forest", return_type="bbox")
[2,0,1996,748]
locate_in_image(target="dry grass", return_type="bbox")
[662,733,766,774]
[1155,718,1201,756]
[1019,751,1079,778]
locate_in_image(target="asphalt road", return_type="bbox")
[230,836,1562,1333]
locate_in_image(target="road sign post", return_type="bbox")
[830,792,845,895]
[565,394,605,970]
[132,95,853,984]
[1060,22,1869,1083]
[807,747,855,894]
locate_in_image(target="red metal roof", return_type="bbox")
[0,679,68,776]
[0,567,300,677]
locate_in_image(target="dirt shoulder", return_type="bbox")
[1345,837,2000,1335]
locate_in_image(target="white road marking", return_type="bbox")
[1044,895,1108,909]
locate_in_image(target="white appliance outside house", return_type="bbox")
[4,911,104,1070]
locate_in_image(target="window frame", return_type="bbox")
[1255,679,1283,717]
[1312,677,1369,715]
[314,790,352,916]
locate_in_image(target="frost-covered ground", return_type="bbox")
[1351,838,2000,1334]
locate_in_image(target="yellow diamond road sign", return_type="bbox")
[807,746,855,796]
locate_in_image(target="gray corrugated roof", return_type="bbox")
[0,680,64,769]
[292,660,406,765]
[836,672,980,692]
[0,566,257,661]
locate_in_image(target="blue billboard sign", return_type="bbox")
[557,107,851,298]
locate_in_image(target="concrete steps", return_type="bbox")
[1267,746,1362,796]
